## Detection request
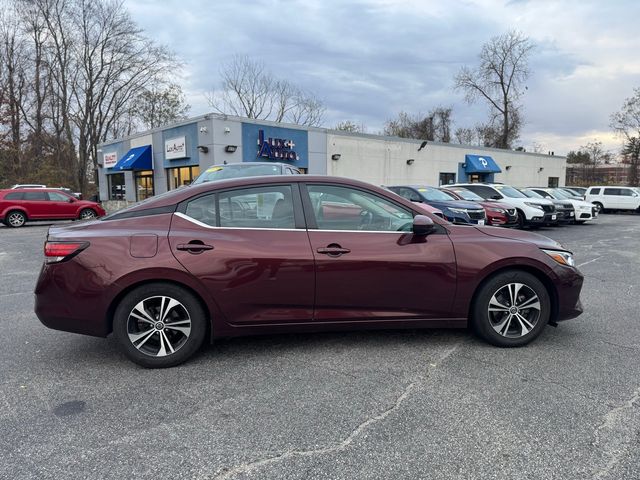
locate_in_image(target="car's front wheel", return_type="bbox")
[6,210,26,228]
[472,270,550,347]
[113,283,208,368]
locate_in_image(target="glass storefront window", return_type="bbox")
[134,170,154,201]
[167,166,200,190]
[108,173,126,200]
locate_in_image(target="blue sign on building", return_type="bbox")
[241,123,308,168]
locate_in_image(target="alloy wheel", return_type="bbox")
[8,212,25,227]
[487,282,541,338]
[80,209,96,220]
[126,296,192,357]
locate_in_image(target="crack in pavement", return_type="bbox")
[591,386,640,479]
[210,342,463,480]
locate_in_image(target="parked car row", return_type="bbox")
[388,182,597,230]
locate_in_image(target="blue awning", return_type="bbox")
[464,154,502,173]
[112,146,152,171]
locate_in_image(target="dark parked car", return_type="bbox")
[0,188,105,228]
[192,162,300,185]
[387,185,487,225]
[440,186,518,227]
[35,176,584,368]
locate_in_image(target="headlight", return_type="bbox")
[448,207,468,214]
[542,249,575,267]
[488,207,506,214]
[524,202,544,210]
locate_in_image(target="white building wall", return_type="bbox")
[326,133,566,188]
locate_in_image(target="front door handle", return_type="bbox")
[177,241,214,254]
[317,244,351,257]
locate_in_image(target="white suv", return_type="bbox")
[451,183,557,228]
[585,186,640,212]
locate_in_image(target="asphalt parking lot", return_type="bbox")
[1,215,639,479]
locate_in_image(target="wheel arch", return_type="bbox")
[4,207,29,219]
[468,264,559,325]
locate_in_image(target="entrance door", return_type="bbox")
[302,183,457,322]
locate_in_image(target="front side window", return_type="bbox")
[307,184,412,232]
[589,188,601,195]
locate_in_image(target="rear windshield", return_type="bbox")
[193,164,282,185]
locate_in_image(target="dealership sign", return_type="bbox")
[256,129,299,161]
[103,152,118,168]
[165,136,187,160]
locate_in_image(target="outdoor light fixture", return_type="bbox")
[224,127,231,133]
[505,165,512,171]
[417,141,428,151]
[406,159,415,165]
[197,145,209,153]
[225,145,237,153]
[538,167,544,173]
[331,153,341,161]
[199,126,208,133]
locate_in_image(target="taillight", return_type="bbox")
[44,241,88,263]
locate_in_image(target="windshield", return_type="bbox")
[445,187,482,201]
[551,188,570,199]
[495,185,527,198]
[193,164,282,184]
[416,187,456,201]
[521,189,545,199]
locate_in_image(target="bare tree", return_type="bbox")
[135,82,190,130]
[207,55,325,127]
[455,30,534,149]
[610,87,640,141]
[384,107,453,142]
[454,127,476,145]
[334,120,366,133]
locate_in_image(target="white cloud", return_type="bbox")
[124,0,640,155]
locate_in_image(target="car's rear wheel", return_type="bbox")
[79,208,97,220]
[472,270,550,347]
[6,210,26,228]
[113,283,208,368]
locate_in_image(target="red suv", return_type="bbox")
[0,188,105,228]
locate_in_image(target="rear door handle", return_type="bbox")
[177,242,214,253]
[317,245,351,256]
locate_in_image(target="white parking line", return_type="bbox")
[577,257,601,268]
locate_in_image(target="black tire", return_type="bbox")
[6,210,26,228]
[471,270,551,347]
[79,208,97,220]
[516,209,526,229]
[575,220,586,225]
[113,283,208,368]
[593,202,603,213]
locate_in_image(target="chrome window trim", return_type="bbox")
[174,212,411,234]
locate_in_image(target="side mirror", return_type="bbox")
[68,197,75,203]
[413,215,435,236]
[410,197,422,203]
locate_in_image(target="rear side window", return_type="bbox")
[23,191,47,200]
[4,192,24,200]
[589,188,601,195]
[183,185,296,229]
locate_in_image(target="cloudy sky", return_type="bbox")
[124,0,640,156]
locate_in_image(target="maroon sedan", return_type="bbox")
[441,186,519,227]
[35,176,583,368]
[0,188,105,227]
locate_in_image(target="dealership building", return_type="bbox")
[97,113,567,203]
